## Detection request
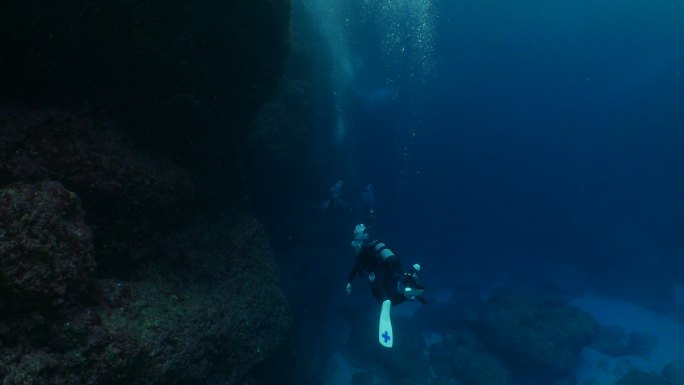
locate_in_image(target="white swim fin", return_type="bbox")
[378,299,393,348]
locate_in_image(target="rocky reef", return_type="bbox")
[0,180,96,311]
[0,0,294,383]
[340,288,601,385]
[615,361,684,385]
[477,290,600,381]
[0,114,292,383]
[0,206,291,384]
[0,138,292,383]
[0,108,199,276]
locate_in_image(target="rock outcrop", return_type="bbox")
[0,210,291,384]
[0,181,96,310]
[477,290,599,381]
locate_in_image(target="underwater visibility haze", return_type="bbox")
[0,0,683,384]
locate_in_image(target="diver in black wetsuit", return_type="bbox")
[322,180,349,216]
[345,224,427,306]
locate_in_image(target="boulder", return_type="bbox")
[0,213,291,384]
[0,107,198,275]
[428,328,511,385]
[477,290,599,380]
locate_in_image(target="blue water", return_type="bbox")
[281,1,684,384]
[291,0,684,299]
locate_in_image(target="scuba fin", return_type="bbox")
[378,299,393,348]
[404,286,425,299]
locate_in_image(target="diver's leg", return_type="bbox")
[392,293,407,306]
[371,281,387,304]
[385,269,406,306]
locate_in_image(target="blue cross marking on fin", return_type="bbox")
[382,331,391,343]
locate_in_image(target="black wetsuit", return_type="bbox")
[347,241,407,305]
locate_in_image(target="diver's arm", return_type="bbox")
[347,260,361,285]
[346,257,363,294]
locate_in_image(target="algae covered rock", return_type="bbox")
[0,213,291,385]
[0,180,96,308]
[0,108,197,217]
[0,107,198,275]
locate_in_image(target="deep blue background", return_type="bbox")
[267,0,684,319]
[316,0,684,307]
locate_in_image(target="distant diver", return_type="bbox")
[321,180,350,215]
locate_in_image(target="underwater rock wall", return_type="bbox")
[0,211,291,384]
[0,0,294,383]
[0,181,96,310]
[0,108,199,276]
[0,110,293,384]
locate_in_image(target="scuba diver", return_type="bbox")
[321,180,349,215]
[340,187,425,348]
[346,224,427,306]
